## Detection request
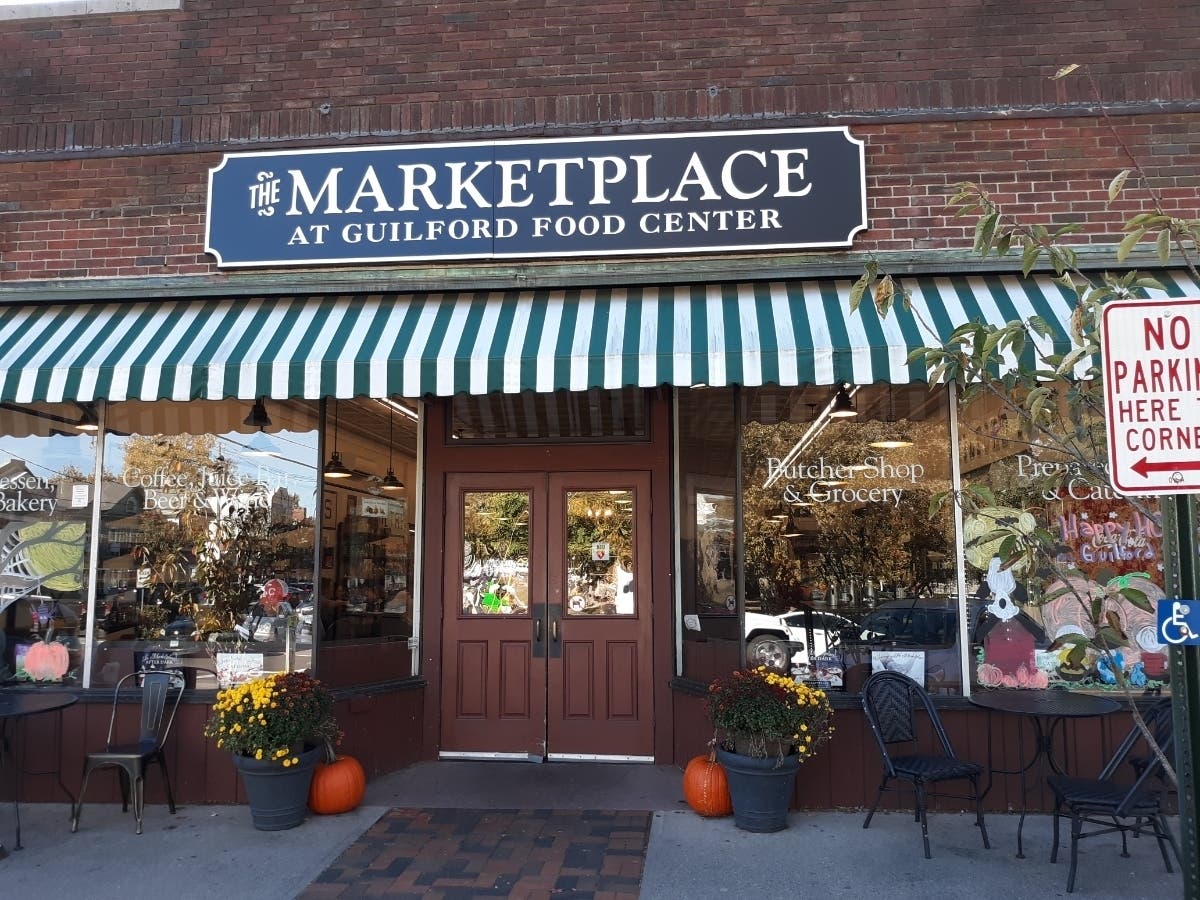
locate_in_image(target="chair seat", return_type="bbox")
[87,739,159,763]
[1048,775,1160,815]
[892,754,982,781]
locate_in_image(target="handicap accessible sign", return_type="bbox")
[1158,599,1200,645]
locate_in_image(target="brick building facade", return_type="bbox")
[0,1,1196,811]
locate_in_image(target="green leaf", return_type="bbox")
[1157,228,1172,264]
[1107,169,1131,203]
[1117,228,1146,262]
[965,483,996,505]
[928,492,950,517]
[1120,587,1153,613]
[849,271,871,313]
[1020,238,1041,276]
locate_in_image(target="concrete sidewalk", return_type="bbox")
[0,761,1183,899]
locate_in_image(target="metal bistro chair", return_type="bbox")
[861,670,990,859]
[71,668,185,835]
[1048,699,1180,893]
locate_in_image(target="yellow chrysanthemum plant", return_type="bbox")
[204,670,341,767]
[706,666,835,762]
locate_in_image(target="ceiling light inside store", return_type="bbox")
[829,385,857,418]
[381,400,405,491]
[323,399,353,478]
[868,387,914,449]
[75,404,100,432]
[868,436,914,450]
[243,397,272,429]
[323,450,352,479]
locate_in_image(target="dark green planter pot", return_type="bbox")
[232,744,322,831]
[715,746,800,833]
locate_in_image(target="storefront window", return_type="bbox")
[740,384,958,694]
[0,403,95,685]
[959,392,1167,692]
[677,387,739,684]
[96,399,320,689]
[318,397,417,688]
[565,490,635,616]
[461,490,530,615]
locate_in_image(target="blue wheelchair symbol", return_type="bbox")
[1158,600,1200,645]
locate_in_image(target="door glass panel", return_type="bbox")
[461,491,530,616]
[565,489,635,616]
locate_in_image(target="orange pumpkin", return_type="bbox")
[683,751,732,817]
[24,640,69,681]
[308,754,366,815]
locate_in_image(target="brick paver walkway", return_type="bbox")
[299,808,651,899]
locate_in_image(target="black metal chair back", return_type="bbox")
[71,668,185,835]
[1048,698,1179,892]
[861,670,989,859]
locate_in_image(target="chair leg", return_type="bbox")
[914,782,931,860]
[118,769,130,813]
[1118,816,1130,857]
[1067,812,1082,893]
[971,776,990,849]
[1050,803,1061,863]
[863,775,889,830]
[1153,814,1179,873]
[133,775,144,835]
[157,755,177,815]
[71,765,94,833]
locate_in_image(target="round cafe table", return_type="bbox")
[968,688,1120,858]
[0,690,79,857]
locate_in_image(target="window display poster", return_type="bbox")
[871,649,925,684]
[216,652,265,687]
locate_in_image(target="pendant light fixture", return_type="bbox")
[323,399,352,479]
[829,384,858,418]
[74,403,100,432]
[381,402,405,491]
[782,512,803,538]
[868,387,913,450]
[243,396,272,429]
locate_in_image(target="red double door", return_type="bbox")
[440,471,654,760]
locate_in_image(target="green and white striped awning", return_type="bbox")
[2,270,1198,403]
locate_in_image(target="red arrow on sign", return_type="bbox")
[1131,457,1200,478]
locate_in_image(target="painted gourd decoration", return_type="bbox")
[308,754,367,815]
[683,752,732,817]
[24,638,70,681]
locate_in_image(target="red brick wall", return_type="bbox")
[1,2,1198,281]
[2,1,1196,133]
[2,115,1197,280]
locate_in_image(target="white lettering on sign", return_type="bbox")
[1102,297,1200,495]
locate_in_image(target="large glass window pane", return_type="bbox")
[461,490,530,616]
[677,387,739,683]
[97,399,320,689]
[0,403,95,685]
[565,489,635,616]
[959,391,1167,692]
[741,384,958,694]
[317,397,418,688]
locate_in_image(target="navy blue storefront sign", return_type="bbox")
[205,128,866,268]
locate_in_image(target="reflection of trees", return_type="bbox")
[566,491,632,578]
[742,416,953,613]
[122,435,299,639]
[463,492,529,568]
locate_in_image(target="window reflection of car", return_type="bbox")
[745,608,855,672]
[838,597,962,694]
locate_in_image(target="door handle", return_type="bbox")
[535,619,542,642]
[551,619,559,642]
